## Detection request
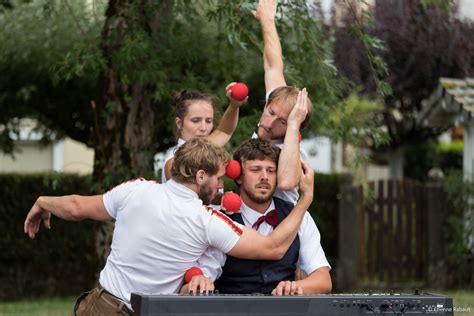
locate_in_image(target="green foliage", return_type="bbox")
[443,171,474,255]
[309,173,344,263]
[328,93,389,148]
[0,0,105,151]
[0,0,388,181]
[420,0,454,11]
[404,140,463,182]
[0,173,99,300]
[442,170,474,288]
[204,0,387,148]
[346,1,392,98]
[438,140,463,153]
[335,0,474,150]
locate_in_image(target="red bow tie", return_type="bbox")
[252,209,278,230]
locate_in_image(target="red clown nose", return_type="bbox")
[226,160,241,179]
[230,83,249,101]
[222,192,242,213]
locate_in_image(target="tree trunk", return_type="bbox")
[92,0,174,264]
[93,0,174,186]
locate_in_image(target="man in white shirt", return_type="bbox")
[23,137,314,314]
[251,0,313,205]
[192,139,331,295]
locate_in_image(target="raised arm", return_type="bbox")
[24,195,111,239]
[208,83,247,147]
[253,0,287,92]
[277,88,309,190]
[227,161,314,260]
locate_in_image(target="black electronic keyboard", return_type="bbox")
[130,292,454,315]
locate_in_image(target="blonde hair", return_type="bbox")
[267,86,313,129]
[172,137,231,184]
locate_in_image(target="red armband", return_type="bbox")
[184,267,203,283]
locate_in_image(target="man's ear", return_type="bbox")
[195,169,206,185]
[235,174,243,185]
[234,163,244,186]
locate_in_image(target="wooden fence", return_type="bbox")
[337,179,447,289]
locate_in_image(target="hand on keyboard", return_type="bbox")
[271,280,303,296]
[180,275,215,295]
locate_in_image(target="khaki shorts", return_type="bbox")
[73,284,132,315]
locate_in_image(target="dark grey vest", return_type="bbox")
[215,197,300,294]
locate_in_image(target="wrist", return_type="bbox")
[300,191,313,203]
[287,123,301,132]
[260,17,276,25]
[228,102,241,109]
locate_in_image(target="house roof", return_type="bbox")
[419,77,474,128]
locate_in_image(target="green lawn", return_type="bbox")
[0,291,472,315]
[447,290,474,316]
[0,296,75,316]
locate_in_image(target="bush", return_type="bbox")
[0,173,99,301]
[309,173,343,265]
[1,172,344,299]
[404,140,463,182]
[442,170,474,288]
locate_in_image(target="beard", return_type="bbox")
[198,183,214,205]
[242,181,275,204]
[256,125,271,140]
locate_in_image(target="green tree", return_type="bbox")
[0,0,386,186]
[334,0,474,150]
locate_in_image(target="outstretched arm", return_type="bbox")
[226,161,314,260]
[208,82,247,147]
[253,0,286,92]
[277,88,309,190]
[24,195,111,239]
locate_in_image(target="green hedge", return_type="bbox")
[309,173,343,267]
[1,172,343,300]
[0,173,99,301]
[404,140,463,181]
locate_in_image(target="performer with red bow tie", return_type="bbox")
[185,139,332,296]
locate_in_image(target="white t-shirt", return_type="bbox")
[161,138,186,183]
[161,137,223,210]
[198,200,330,281]
[99,179,243,308]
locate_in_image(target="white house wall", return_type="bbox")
[0,141,53,172]
[62,138,94,174]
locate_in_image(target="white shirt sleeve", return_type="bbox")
[102,178,145,219]
[197,247,226,281]
[297,212,331,275]
[206,208,243,254]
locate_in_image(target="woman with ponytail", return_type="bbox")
[162,83,247,182]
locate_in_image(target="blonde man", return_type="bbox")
[252,0,314,204]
